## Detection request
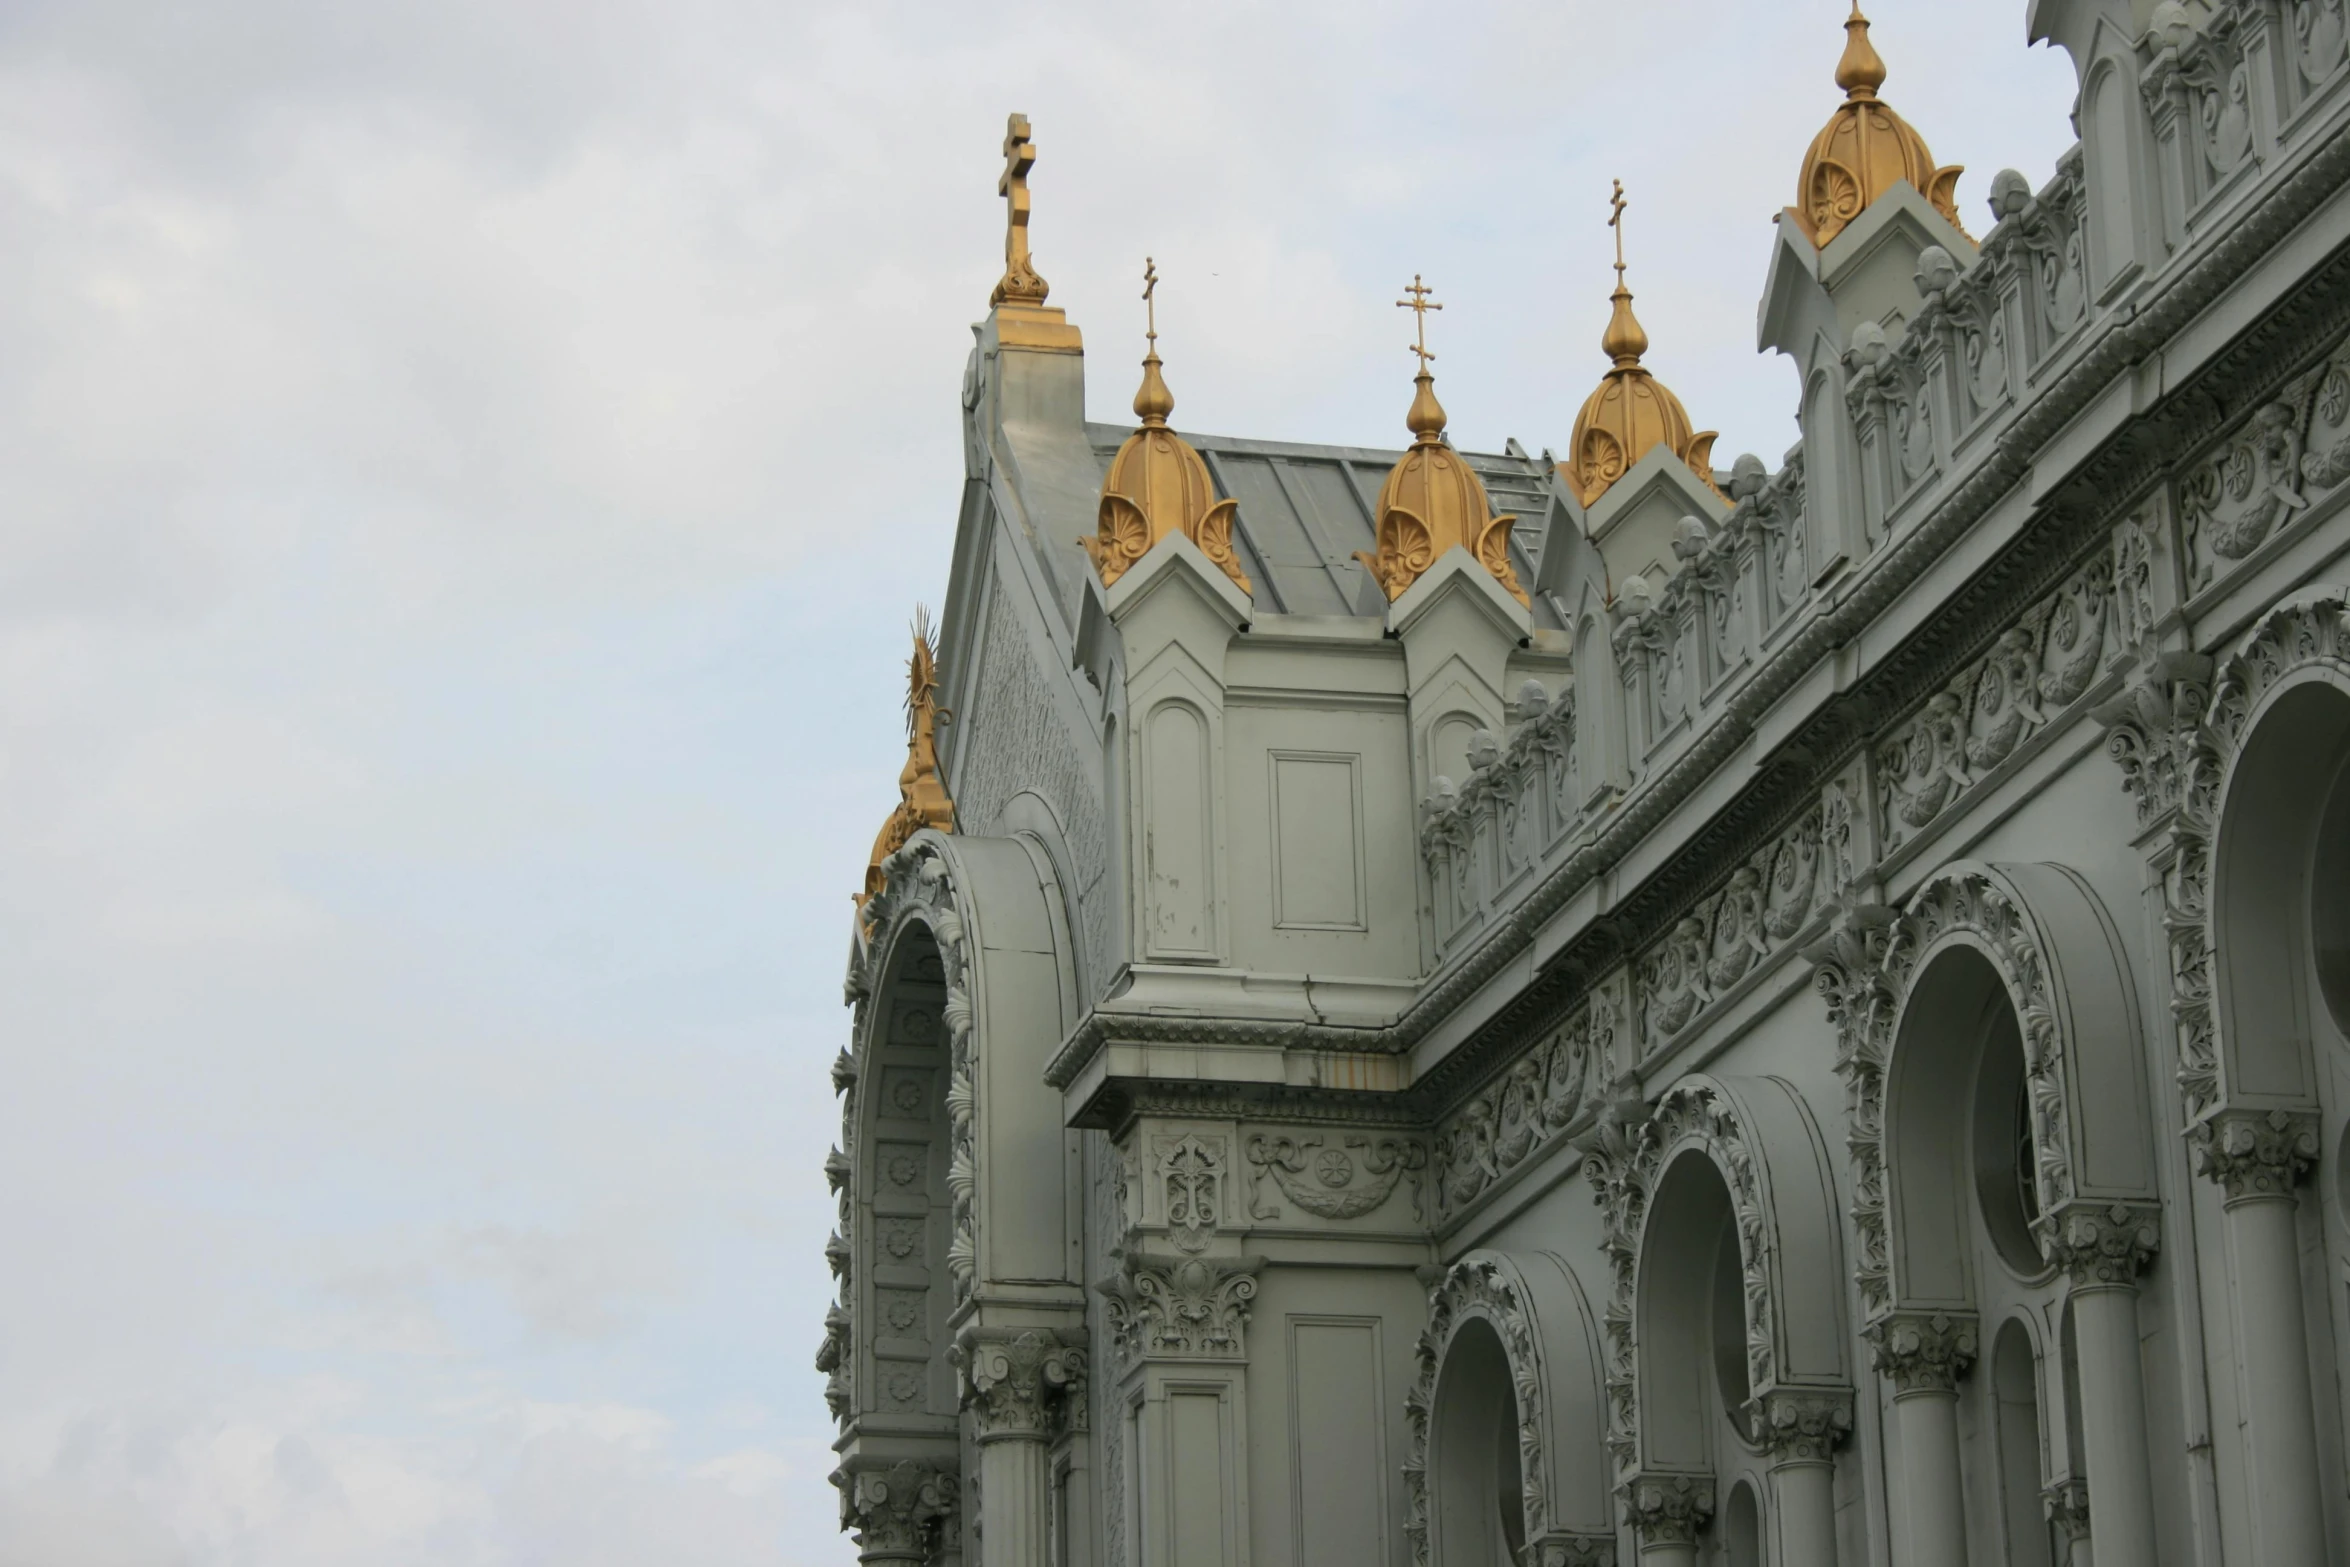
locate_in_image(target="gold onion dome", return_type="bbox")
[1353,276,1527,607]
[1083,260,1250,593]
[1795,4,1967,248]
[1564,182,1721,509]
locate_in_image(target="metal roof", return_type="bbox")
[1083,425,1570,631]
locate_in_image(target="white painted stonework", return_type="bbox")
[822,8,2350,1563]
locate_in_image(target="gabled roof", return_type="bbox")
[1081,424,1571,631]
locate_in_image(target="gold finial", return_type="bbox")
[858,606,957,918]
[1601,179,1650,368]
[1396,274,1448,442]
[1133,257,1173,426]
[991,113,1050,308]
[1835,3,1887,100]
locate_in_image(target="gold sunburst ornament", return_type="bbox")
[858,608,956,918]
[1081,259,1251,594]
[1353,276,1527,607]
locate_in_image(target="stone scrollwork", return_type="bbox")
[1755,1388,1855,1464]
[1432,986,1618,1221]
[1623,1472,1715,1549]
[2191,1106,2321,1203]
[1632,806,1826,1056]
[955,1327,1088,1442]
[1099,1252,1261,1363]
[1245,1132,1426,1221]
[836,1459,959,1563]
[2042,1201,2162,1288]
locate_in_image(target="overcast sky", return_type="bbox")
[0,4,2079,1562]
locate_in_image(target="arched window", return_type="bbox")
[1722,1479,1765,1567]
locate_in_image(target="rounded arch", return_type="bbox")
[828,832,1084,1493]
[1820,861,2155,1321]
[1584,1075,1853,1483]
[1404,1250,1612,1566]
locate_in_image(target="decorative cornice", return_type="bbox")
[1865,1310,1978,1396]
[2190,1107,2321,1205]
[2042,1200,2161,1290]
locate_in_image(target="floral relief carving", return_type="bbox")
[1155,1133,1226,1254]
[1874,552,2116,855]
[1631,806,1827,1054]
[2172,339,2350,595]
[1244,1133,1426,1221]
[1806,868,2079,1322]
[1099,1252,1260,1362]
[1432,998,1609,1221]
[837,1460,959,1561]
[1402,1256,1618,1567]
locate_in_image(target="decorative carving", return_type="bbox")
[1624,1471,1716,1549]
[1432,999,1607,1220]
[2042,1201,2161,1289]
[1099,1252,1261,1362]
[2091,649,2214,828]
[956,1328,1087,1442]
[1155,1133,1227,1253]
[1582,1083,1780,1477]
[1631,806,1827,1053]
[2190,1107,2321,1204]
[1808,867,2079,1322]
[1755,1388,1855,1464]
[1865,1310,1979,1395]
[1404,1257,1556,1566]
[1874,552,2114,855]
[2143,8,2256,183]
[991,114,1049,307]
[2043,1475,2093,1547]
[1246,1133,1425,1221]
[857,611,957,914]
[838,1460,959,1563]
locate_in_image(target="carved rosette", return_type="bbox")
[955,1328,1088,1444]
[1581,1083,1778,1481]
[2190,1107,2321,1205]
[1623,1471,1715,1549]
[837,1459,959,1564]
[1865,1310,1979,1396]
[2042,1201,2161,1290]
[1806,867,2080,1323]
[1099,1253,1260,1364]
[1755,1388,1854,1466]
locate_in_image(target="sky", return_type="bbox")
[0,4,2080,1562]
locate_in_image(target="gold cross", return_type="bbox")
[1143,257,1158,348]
[1609,178,1629,282]
[1398,274,1441,369]
[993,113,1048,306]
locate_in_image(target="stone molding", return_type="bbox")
[1864,1310,1980,1397]
[2191,1106,2321,1205]
[954,1327,1088,1444]
[1755,1388,1855,1465]
[1099,1251,1261,1364]
[1807,865,2084,1322]
[1623,1471,1715,1549]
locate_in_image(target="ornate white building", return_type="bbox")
[821,6,2350,1563]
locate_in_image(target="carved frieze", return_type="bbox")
[1631,804,1826,1055]
[1432,981,1619,1222]
[1245,1133,1425,1222]
[2172,335,2350,596]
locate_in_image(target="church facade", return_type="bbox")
[821,5,2350,1563]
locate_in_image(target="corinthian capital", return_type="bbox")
[838,1460,957,1564]
[1754,1387,1854,1464]
[2190,1107,2320,1205]
[2042,1200,2161,1289]
[954,1328,1086,1443]
[1623,1471,1714,1548]
[1865,1310,1978,1395]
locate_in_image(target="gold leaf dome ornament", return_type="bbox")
[1795,4,1967,248]
[858,611,957,917]
[1564,183,1721,509]
[1082,260,1250,593]
[1353,276,1527,607]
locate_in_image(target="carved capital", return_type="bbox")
[1754,1387,1854,1464]
[1526,1534,1618,1567]
[1866,1310,1978,1395]
[2089,650,2213,828]
[1622,1471,1715,1548]
[954,1328,1086,1443]
[2041,1200,2161,1289]
[1099,1252,1262,1363]
[2042,1475,2091,1544]
[2191,1107,2320,1205]
[837,1460,958,1563]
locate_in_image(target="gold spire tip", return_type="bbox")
[1133,256,1173,425]
[1836,4,1886,99]
[1600,181,1649,367]
[1395,274,1447,440]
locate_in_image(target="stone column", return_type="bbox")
[2041,1476,2091,1567]
[2046,1202,2161,1567]
[1868,1311,1976,1567]
[958,1329,1084,1565]
[2196,1109,2327,1565]
[1625,1472,1714,1567]
[844,1460,957,1566]
[1758,1389,1852,1566]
